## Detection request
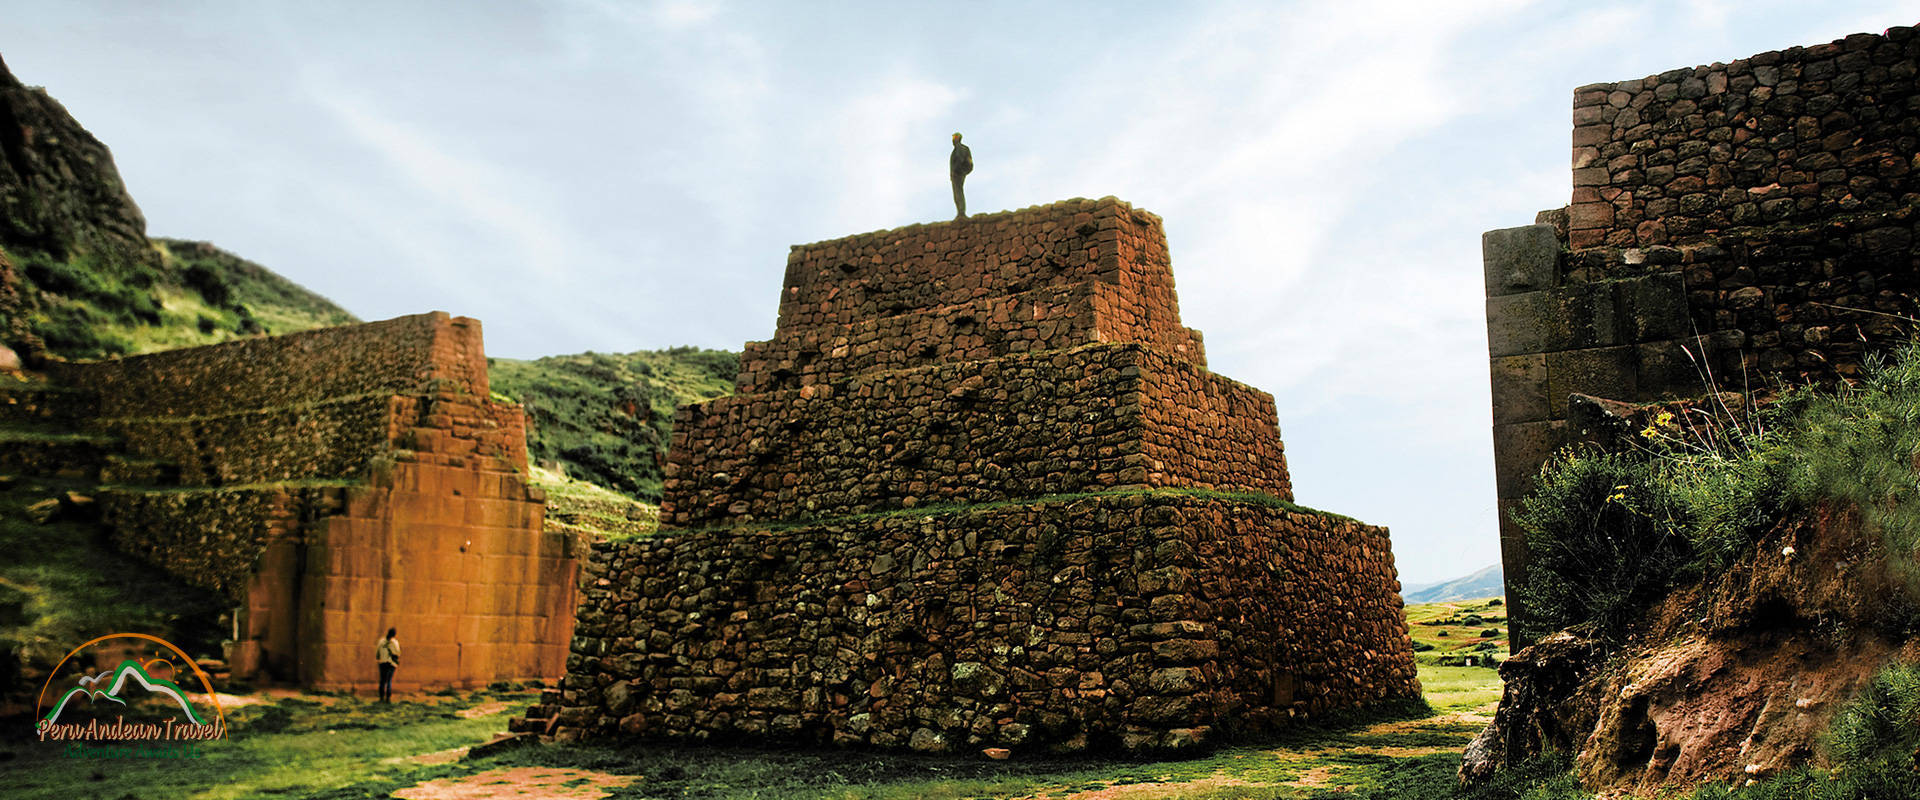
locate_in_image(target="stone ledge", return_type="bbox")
[662,343,1289,527]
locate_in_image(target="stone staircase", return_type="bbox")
[506,686,564,736]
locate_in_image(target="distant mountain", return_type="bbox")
[488,349,736,502]
[0,54,356,362]
[1403,563,1505,604]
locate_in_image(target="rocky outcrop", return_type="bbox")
[0,56,357,359]
[0,246,41,365]
[0,53,153,270]
[1465,502,1919,793]
[1459,631,1607,786]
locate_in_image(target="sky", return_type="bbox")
[4,0,1917,586]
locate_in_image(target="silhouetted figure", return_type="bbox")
[950,132,973,219]
[375,627,400,703]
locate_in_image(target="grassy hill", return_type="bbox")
[488,348,736,502]
[10,238,359,359]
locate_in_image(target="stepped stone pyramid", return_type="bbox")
[547,197,1417,753]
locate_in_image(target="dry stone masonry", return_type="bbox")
[40,312,579,690]
[1485,26,1920,634]
[548,198,1418,754]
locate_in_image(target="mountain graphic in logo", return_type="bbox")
[41,659,207,725]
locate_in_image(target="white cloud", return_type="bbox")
[817,74,964,231]
[305,77,580,281]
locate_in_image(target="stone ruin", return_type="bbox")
[1482,25,1919,634]
[531,197,1418,753]
[5,312,578,690]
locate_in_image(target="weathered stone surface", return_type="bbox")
[555,199,1417,754]
[1482,225,1562,296]
[663,343,1290,528]
[1459,632,1607,788]
[1489,354,1548,425]
[0,54,155,275]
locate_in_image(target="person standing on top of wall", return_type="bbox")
[951,132,973,220]
[375,627,401,703]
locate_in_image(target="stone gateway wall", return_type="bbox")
[548,198,1418,754]
[46,312,576,690]
[1485,25,1920,635]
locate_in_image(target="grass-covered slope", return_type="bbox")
[1492,340,1920,797]
[11,238,360,358]
[529,465,659,540]
[0,479,228,717]
[488,348,736,502]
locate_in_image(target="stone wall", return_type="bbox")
[662,343,1288,529]
[551,197,1417,754]
[740,198,1206,395]
[560,493,1410,753]
[1567,29,1917,249]
[1485,25,1920,635]
[46,312,574,690]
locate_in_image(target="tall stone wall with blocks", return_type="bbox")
[46,312,578,690]
[551,197,1418,755]
[1486,25,1920,635]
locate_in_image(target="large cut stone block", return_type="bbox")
[1490,354,1550,425]
[1483,224,1563,297]
[1546,346,1638,418]
[1486,284,1621,358]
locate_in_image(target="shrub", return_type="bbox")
[1783,342,1920,593]
[1827,662,1920,766]
[1513,450,1695,641]
[182,263,232,307]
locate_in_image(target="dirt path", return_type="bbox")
[393,767,637,800]
[1018,705,1494,799]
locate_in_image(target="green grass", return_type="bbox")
[1515,339,1920,640]
[1419,665,1504,713]
[0,651,1501,800]
[9,239,358,361]
[152,238,358,337]
[1403,597,1510,668]
[529,465,659,540]
[652,485,1365,541]
[488,348,737,501]
[0,476,230,708]
[0,688,538,800]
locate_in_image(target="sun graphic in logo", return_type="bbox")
[34,633,228,736]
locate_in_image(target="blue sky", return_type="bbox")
[5,1,1917,585]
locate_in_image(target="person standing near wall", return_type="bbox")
[950,132,973,219]
[375,627,401,703]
